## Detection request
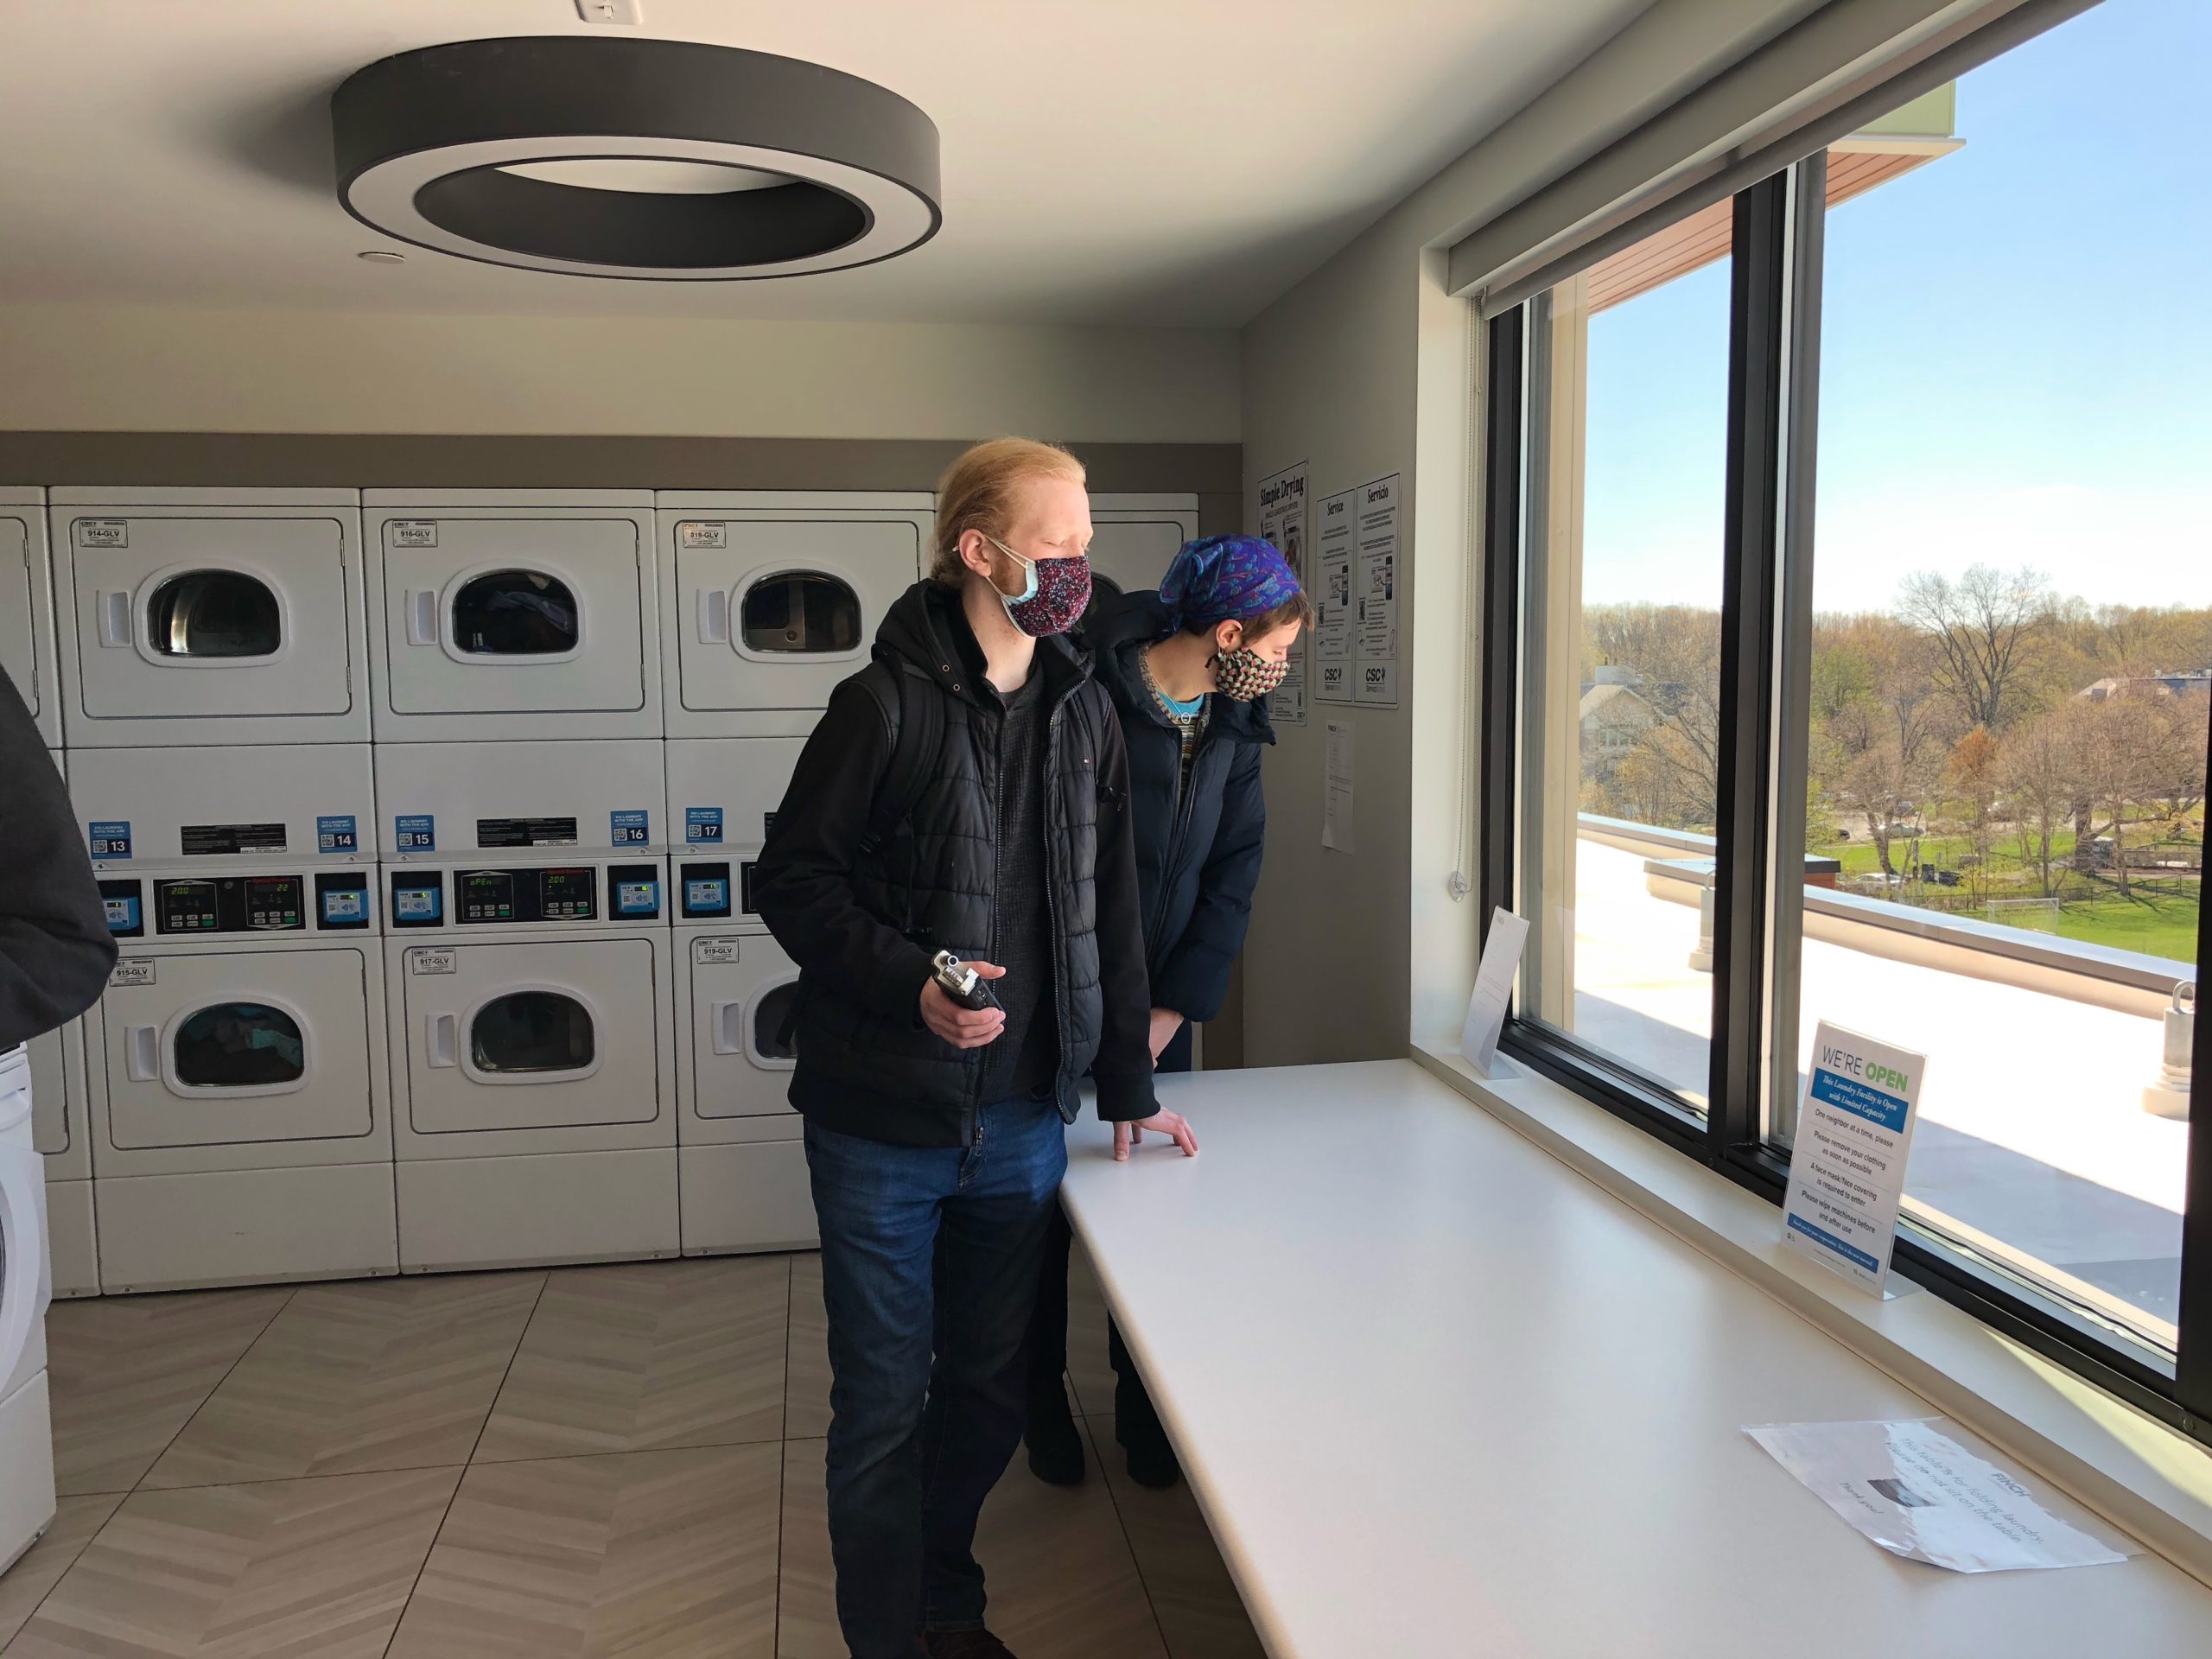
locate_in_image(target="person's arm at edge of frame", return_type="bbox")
[749,676,938,1027]
[1149,739,1265,1033]
[1090,700,1198,1160]
[0,671,117,1050]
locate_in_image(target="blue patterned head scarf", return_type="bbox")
[1157,535,1301,630]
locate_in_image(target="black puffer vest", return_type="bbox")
[772,582,1139,1147]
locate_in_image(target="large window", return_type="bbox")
[1483,0,2210,1433]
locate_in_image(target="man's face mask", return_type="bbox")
[1212,637,1291,701]
[987,537,1092,638]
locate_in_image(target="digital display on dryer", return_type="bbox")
[461,870,516,923]
[540,868,595,920]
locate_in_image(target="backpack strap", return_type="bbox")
[858,661,944,858]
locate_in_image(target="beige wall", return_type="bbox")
[0,304,1240,443]
[1235,0,1843,1066]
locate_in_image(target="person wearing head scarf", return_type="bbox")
[1025,534,1312,1491]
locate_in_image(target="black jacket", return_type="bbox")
[0,669,116,1049]
[751,581,1159,1147]
[1084,591,1273,1024]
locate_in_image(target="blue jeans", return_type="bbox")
[804,1096,1069,1658]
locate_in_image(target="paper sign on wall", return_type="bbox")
[1315,487,1355,703]
[1780,1021,1926,1295]
[1256,461,1309,727]
[1352,474,1400,707]
[1459,908,1529,1079]
[1322,719,1355,853]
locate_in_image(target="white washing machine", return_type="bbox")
[362,490,661,742]
[49,487,368,747]
[79,746,394,1292]
[2,487,60,747]
[655,492,929,739]
[666,737,816,1255]
[385,854,677,1272]
[0,1048,56,1574]
[1086,494,1199,601]
[28,1014,95,1300]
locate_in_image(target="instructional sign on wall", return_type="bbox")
[1256,461,1308,727]
[1322,719,1355,853]
[1353,474,1400,707]
[1781,1022,1926,1295]
[1314,487,1355,704]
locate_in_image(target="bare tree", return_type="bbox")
[1997,710,2074,898]
[1897,563,2055,731]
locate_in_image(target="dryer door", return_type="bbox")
[100,948,374,1148]
[675,518,918,714]
[383,518,649,715]
[1085,517,1192,601]
[405,938,660,1132]
[66,514,354,722]
[688,934,801,1122]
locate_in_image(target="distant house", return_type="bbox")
[1580,682,1657,756]
[2075,670,2212,704]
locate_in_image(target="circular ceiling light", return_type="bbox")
[331,36,941,281]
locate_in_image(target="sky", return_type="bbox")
[1578,0,2212,617]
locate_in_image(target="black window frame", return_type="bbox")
[1478,159,2212,1444]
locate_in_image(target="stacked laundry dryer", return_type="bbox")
[658,492,932,1255]
[51,486,389,1292]
[363,490,672,1271]
[1,488,98,1299]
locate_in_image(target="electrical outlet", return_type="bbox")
[576,0,641,23]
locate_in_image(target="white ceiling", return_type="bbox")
[0,1,1650,328]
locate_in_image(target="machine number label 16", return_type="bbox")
[612,810,651,846]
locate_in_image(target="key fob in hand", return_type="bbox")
[931,950,1002,1014]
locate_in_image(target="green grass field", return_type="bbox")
[2052,894,2201,963]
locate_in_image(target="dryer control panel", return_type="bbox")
[391,862,663,928]
[97,869,375,938]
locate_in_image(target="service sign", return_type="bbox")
[1781,1022,1926,1295]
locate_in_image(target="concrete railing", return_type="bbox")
[1578,813,2192,1020]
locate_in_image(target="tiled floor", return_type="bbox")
[2,1249,1264,1658]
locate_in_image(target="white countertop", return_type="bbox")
[1060,1060,2212,1659]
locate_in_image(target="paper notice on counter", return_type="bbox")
[1257,461,1309,726]
[1322,719,1355,853]
[1745,1419,2132,1573]
[1459,908,1529,1078]
[1780,1021,1925,1296]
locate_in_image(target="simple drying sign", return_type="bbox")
[1781,1022,1926,1295]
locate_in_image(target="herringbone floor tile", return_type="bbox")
[7,1466,459,1657]
[45,1287,294,1495]
[1092,1414,1267,1659]
[141,1273,545,1489]
[778,1432,1166,1659]
[0,1494,123,1648]
[475,1257,788,1462]
[387,1444,780,1658]
[785,1253,832,1441]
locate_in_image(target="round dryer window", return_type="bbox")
[742,572,861,655]
[753,981,801,1065]
[173,1004,307,1089]
[451,570,581,656]
[472,991,595,1074]
[147,570,283,658]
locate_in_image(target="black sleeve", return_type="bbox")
[1152,741,1265,1024]
[1088,692,1162,1123]
[749,675,937,1025]
[0,671,116,1048]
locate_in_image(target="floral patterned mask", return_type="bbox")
[988,537,1092,638]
